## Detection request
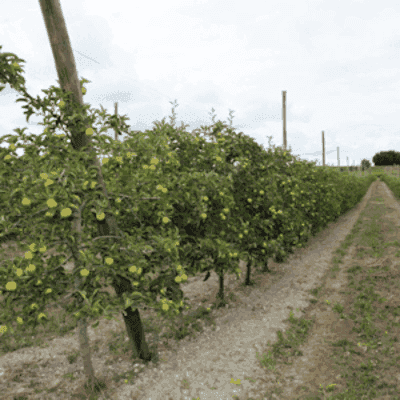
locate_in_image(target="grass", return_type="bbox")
[247,165,400,400]
[1,162,400,399]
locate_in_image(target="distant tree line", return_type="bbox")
[372,150,400,167]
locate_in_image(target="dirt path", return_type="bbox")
[112,178,400,399]
[107,182,400,400]
[1,177,400,399]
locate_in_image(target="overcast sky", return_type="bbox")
[1,0,400,168]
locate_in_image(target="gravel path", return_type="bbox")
[110,182,377,400]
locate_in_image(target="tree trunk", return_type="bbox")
[111,272,152,361]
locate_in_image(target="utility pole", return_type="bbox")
[282,90,287,151]
[322,131,325,166]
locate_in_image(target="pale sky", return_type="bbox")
[1,0,400,168]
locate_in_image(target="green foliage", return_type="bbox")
[0,45,377,349]
[361,158,372,171]
[0,46,268,337]
[372,150,400,166]
[0,48,204,331]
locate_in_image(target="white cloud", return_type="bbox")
[1,0,400,167]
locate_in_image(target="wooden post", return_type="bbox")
[38,0,152,374]
[113,102,120,181]
[97,102,119,162]
[38,0,97,388]
[282,91,287,151]
[337,146,340,167]
[114,102,119,143]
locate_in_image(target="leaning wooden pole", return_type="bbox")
[38,0,97,388]
[38,0,152,391]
